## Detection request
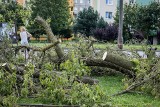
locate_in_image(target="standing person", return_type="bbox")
[20,26,31,45]
[19,26,31,60]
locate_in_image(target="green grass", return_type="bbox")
[12,40,160,51]
[26,42,160,50]
[18,98,42,104]
[96,76,160,107]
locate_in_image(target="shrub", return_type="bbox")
[93,25,118,42]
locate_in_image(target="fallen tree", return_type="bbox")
[13,16,136,78]
[102,52,135,70]
[0,62,98,85]
[84,58,135,78]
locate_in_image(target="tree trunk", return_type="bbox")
[35,16,64,59]
[84,58,135,78]
[102,52,134,70]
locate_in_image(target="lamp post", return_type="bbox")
[118,0,123,49]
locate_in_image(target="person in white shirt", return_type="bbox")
[19,26,32,59]
[20,26,31,45]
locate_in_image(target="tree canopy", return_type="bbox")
[30,0,71,35]
[0,1,31,27]
[73,6,99,37]
[114,2,160,41]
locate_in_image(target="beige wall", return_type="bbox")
[68,0,74,17]
[91,0,130,23]
[90,0,117,23]
[101,0,117,23]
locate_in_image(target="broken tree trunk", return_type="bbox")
[84,58,135,78]
[102,52,134,70]
[35,16,64,59]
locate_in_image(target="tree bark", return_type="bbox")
[84,58,135,78]
[102,52,134,70]
[35,16,64,59]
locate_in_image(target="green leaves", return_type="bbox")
[30,0,71,35]
[115,2,160,40]
[0,2,31,27]
[73,6,99,37]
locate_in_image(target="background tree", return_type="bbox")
[73,6,99,37]
[114,2,160,42]
[30,0,71,37]
[96,17,107,29]
[0,1,31,30]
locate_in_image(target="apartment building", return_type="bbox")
[90,0,131,24]
[73,0,90,17]
[90,0,160,23]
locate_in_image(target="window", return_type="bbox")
[80,0,83,3]
[106,0,113,5]
[106,12,112,19]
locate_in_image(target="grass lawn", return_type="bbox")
[96,75,160,107]
[26,42,160,51]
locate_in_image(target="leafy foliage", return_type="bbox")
[0,37,15,63]
[122,44,160,98]
[38,53,108,106]
[0,38,109,106]
[93,24,118,42]
[0,1,31,27]
[97,17,108,29]
[73,6,99,37]
[30,0,72,36]
[114,2,160,41]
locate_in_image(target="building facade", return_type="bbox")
[73,0,90,17]
[68,0,74,17]
[91,0,117,23]
[90,0,159,23]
